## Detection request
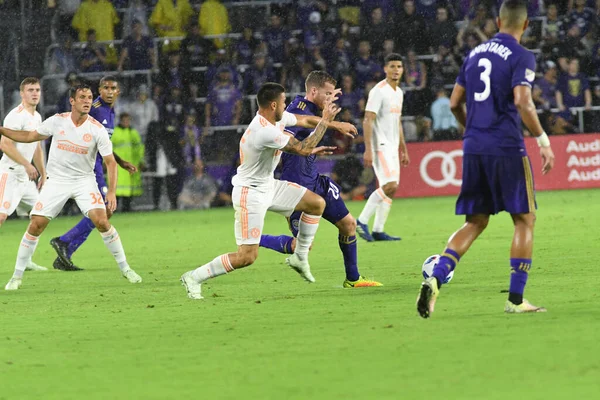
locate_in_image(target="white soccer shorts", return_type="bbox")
[0,170,39,216]
[373,149,400,186]
[232,179,307,245]
[32,177,106,219]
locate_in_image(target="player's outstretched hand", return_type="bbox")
[120,161,138,174]
[540,146,555,175]
[105,193,117,213]
[401,151,410,167]
[25,163,39,181]
[330,88,342,103]
[322,101,341,122]
[311,146,337,156]
[363,151,373,168]
[333,122,358,138]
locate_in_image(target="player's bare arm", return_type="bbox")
[0,127,47,144]
[449,83,467,127]
[233,100,242,125]
[112,152,138,174]
[294,114,358,138]
[362,111,376,168]
[0,135,39,181]
[293,89,357,138]
[398,119,410,167]
[555,90,565,111]
[32,142,46,189]
[584,88,592,110]
[282,103,341,156]
[513,85,555,175]
[103,153,119,212]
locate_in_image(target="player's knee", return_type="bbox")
[28,218,47,236]
[513,213,536,228]
[306,195,325,215]
[383,183,397,197]
[94,217,111,232]
[467,215,489,232]
[238,250,258,267]
[315,195,326,213]
[338,216,356,235]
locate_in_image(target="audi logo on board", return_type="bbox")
[419,150,463,188]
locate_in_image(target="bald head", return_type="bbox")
[499,0,528,31]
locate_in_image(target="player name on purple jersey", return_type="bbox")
[468,41,513,61]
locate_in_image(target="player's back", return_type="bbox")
[280,96,321,190]
[458,33,536,156]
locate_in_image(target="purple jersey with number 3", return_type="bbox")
[455,32,537,215]
[457,33,536,156]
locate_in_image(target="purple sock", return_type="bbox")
[339,235,360,281]
[60,217,96,258]
[432,248,461,286]
[509,258,531,303]
[259,235,295,254]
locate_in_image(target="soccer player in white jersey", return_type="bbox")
[180,82,341,299]
[0,77,47,271]
[0,84,142,290]
[356,53,410,242]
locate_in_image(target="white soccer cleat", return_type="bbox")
[504,299,547,313]
[25,261,48,271]
[180,271,203,299]
[5,278,22,291]
[122,269,142,283]
[286,253,316,283]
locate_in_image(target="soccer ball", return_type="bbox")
[422,254,454,284]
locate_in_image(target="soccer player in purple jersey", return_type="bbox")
[259,71,383,288]
[416,0,556,318]
[50,76,138,271]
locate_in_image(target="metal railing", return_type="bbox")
[537,105,600,133]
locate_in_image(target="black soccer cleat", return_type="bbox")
[50,237,79,270]
[53,257,83,271]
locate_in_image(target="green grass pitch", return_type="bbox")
[1,189,599,399]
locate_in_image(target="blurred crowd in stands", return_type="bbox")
[3,0,600,210]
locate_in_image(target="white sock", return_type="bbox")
[373,198,392,232]
[13,232,40,279]
[358,188,386,225]
[294,213,321,259]
[191,254,234,283]
[100,226,130,272]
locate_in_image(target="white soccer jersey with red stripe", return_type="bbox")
[37,113,113,181]
[232,111,297,192]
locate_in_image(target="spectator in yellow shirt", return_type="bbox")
[198,0,231,49]
[150,0,194,45]
[71,0,119,42]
